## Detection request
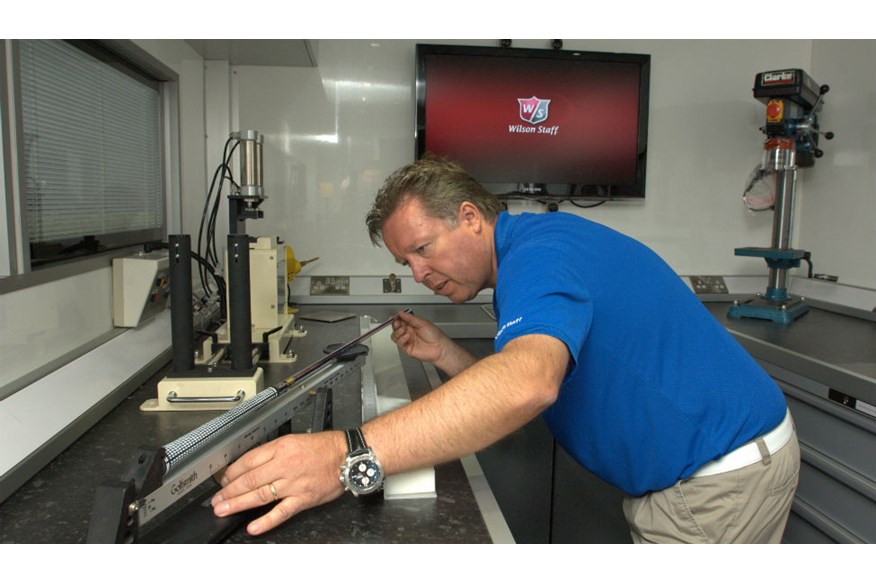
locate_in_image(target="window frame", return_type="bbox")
[1,39,177,287]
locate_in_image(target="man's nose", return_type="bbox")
[409,259,429,284]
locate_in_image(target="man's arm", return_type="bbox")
[211,333,569,536]
[365,333,568,474]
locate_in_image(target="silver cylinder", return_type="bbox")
[238,130,264,198]
[764,139,798,294]
[771,166,797,251]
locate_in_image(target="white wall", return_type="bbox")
[805,40,876,289]
[231,40,415,277]
[228,39,828,282]
[0,123,9,277]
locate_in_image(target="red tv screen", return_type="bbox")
[416,45,650,199]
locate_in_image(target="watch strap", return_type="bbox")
[344,428,368,456]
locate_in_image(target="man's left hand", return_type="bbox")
[210,430,347,536]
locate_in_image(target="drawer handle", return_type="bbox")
[166,390,246,403]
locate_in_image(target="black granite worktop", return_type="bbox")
[0,311,492,544]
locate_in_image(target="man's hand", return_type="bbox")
[390,309,447,363]
[211,431,346,536]
[390,310,477,376]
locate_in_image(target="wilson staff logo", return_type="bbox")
[518,96,550,124]
[510,96,559,136]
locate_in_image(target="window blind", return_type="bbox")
[18,40,163,265]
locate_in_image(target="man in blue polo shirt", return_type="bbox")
[366,156,799,543]
[211,156,799,542]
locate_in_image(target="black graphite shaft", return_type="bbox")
[272,308,412,395]
[161,309,410,474]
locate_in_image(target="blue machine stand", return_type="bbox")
[729,247,810,324]
[728,296,809,325]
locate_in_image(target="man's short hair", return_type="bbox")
[366,155,503,246]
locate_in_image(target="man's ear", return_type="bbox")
[458,201,482,233]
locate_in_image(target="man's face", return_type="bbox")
[382,196,494,304]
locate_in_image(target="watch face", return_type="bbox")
[346,455,383,494]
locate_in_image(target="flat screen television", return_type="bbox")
[415,44,650,200]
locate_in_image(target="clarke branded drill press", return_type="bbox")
[728,69,834,324]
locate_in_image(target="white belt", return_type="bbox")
[691,409,794,478]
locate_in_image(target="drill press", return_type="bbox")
[728,69,833,325]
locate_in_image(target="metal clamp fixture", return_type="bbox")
[87,311,409,543]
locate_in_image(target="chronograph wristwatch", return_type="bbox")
[339,428,384,496]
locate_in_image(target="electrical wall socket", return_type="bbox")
[310,276,350,295]
[689,275,729,295]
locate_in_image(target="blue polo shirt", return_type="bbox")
[492,211,786,496]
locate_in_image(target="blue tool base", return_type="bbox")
[727,296,810,324]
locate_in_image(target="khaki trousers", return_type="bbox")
[622,426,800,544]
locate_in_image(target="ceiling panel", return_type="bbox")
[184,39,318,67]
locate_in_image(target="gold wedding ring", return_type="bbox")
[269,482,279,501]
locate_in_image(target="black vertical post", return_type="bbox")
[168,234,195,373]
[227,234,253,371]
[229,198,241,236]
